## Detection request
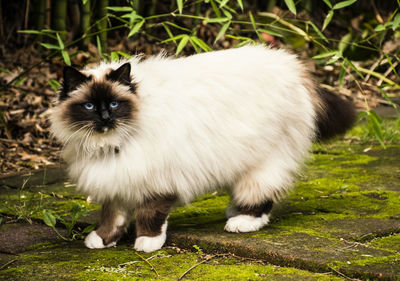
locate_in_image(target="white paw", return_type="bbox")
[134,222,167,253]
[84,231,117,249]
[134,234,166,253]
[224,214,270,233]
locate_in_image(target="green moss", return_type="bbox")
[368,234,400,253]
[0,244,346,281]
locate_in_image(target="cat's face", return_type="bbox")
[50,63,139,150]
[57,63,137,134]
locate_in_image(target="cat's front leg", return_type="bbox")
[134,195,176,253]
[85,198,132,249]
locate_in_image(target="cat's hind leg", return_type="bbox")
[225,158,294,233]
[85,198,132,249]
[134,195,176,253]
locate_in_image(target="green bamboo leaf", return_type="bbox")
[19,29,41,34]
[110,52,119,61]
[374,24,386,32]
[367,110,385,147]
[312,50,338,59]
[48,79,60,91]
[82,224,96,234]
[177,0,183,14]
[333,0,357,10]
[214,20,230,43]
[284,0,297,15]
[393,14,400,30]
[206,18,229,23]
[338,33,352,52]
[384,54,398,76]
[61,50,71,66]
[162,34,185,43]
[176,35,189,55]
[107,6,133,12]
[190,38,200,53]
[210,0,222,18]
[164,21,191,32]
[128,19,145,37]
[43,210,56,228]
[190,36,213,51]
[96,35,102,57]
[237,0,243,10]
[308,21,328,42]
[378,87,398,109]
[344,58,364,79]
[56,33,64,49]
[221,9,233,19]
[40,43,60,50]
[162,23,176,44]
[82,0,89,4]
[322,0,332,8]
[14,77,27,86]
[326,56,340,65]
[322,10,334,31]
[219,0,229,8]
[249,12,263,42]
[258,28,283,37]
[116,51,131,58]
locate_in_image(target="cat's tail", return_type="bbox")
[314,87,356,141]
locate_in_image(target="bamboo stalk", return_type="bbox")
[33,0,46,44]
[80,0,91,47]
[95,0,108,53]
[51,0,67,40]
[0,0,4,41]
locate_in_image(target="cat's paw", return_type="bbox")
[224,214,270,233]
[134,234,166,253]
[84,231,117,249]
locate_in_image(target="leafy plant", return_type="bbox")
[42,203,95,241]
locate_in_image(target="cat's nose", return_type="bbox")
[101,110,110,120]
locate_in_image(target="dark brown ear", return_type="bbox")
[106,63,132,86]
[60,66,90,100]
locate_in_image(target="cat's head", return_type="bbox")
[50,62,138,148]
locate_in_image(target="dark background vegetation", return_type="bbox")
[0,0,399,174]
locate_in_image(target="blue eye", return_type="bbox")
[110,101,119,108]
[84,103,94,110]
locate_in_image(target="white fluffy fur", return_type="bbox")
[50,45,317,207]
[224,214,270,233]
[134,222,168,252]
[84,231,116,249]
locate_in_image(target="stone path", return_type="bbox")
[1,136,400,280]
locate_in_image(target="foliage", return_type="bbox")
[9,0,400,145]
[42,203,95,241]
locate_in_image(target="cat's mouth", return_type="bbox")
[96,126,114,133]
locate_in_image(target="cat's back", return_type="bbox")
[133,45,302,87]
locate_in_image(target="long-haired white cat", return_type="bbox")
[50,45,355,252]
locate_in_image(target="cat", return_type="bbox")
[50,45,355,253]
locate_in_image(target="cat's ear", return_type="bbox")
[60,66,90,100]
[106,63,132,86]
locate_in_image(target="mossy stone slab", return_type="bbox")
[0,243,346,281]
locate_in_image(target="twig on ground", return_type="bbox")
[0,258,17,270]
[328,266,361,281]
[178,255,216,281]
[135,251,159,279]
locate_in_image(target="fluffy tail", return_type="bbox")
[315,87,356,141]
